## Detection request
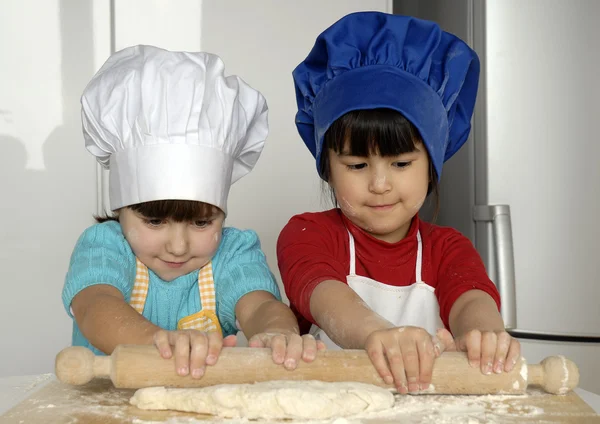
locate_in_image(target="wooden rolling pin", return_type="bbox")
[55,345,579,395]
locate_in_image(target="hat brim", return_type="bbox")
[312,65,448,180]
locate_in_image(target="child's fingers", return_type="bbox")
[463,330,482,369]
[366,343,396,390]
[316,340,327,351]
[300,334,318,362]
[205,331,224,366]
[493,331,511,374]
[283,334,303,370]
[153,330,172,359]
[269,334,287,365]
[504,338,522,372]
[189,331,209,379]
[247,334,267,348]
[400,344,420,393]
[435,328,456,354]
[480,331,497,375]
[417,339,435,391]
[222,334,237,347]
[174,332,192,376]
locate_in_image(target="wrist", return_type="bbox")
[259,327,300,336]
[359,316,395,348]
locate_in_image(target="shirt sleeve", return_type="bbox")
[62,222,136,317]
[214,228,281,335]
[435,228,501,330]
[277,214,348,326]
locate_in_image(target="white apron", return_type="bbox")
[311,230,444,349]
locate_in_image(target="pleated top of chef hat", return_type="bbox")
[293,12,479,180]
[81,45,268,213]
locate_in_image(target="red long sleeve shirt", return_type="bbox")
[277,209,500,334]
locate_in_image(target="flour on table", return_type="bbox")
[130,380,394,420]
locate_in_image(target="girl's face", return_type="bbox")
[328,141,430,243]
[119,207,225,281]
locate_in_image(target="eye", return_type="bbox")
[393,161,411,168]
[193,220,212,228]
[145,218,163,227]
[347,163,367,170]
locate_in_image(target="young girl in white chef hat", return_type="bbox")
[279,12,520,393]
[63,45,322,379]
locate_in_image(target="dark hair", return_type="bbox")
[319,108,440,221]
[95,200,219,223]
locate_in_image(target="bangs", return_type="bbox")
[129,200,218,222]
[325,108,422,158]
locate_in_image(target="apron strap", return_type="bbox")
[347,229,423,282]
[197,261,217,312]
[130,258,150,314]
[347,230,356,276]
[415,230,423,282]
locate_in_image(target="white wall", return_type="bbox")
[0,0,390,377]
[1,0,98,378]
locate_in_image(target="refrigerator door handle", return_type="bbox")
[473,205,517,330]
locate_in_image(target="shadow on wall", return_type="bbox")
[0,0,98,377]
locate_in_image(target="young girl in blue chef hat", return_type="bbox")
[63,45,322,379]
[278,12,520,393]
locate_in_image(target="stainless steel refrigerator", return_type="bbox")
[394,0,600,393]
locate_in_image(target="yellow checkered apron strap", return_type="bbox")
[129,258,150,314]
[177,261,221,333]
[198,261,216,313]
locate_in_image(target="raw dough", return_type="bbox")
[129,380,394,420]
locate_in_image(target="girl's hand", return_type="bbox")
[364,326,454,393]
[152,329,237,379]
[248,331,326,370]
[453,329,521,374]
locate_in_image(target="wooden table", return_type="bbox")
[1,374,599,423]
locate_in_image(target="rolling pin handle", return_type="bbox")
[528,356,580,395]
[55,346,107,385]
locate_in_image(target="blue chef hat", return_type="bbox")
[292,12,480,180]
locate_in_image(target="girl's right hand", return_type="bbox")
[364,326,454,393]
[152,329,237,379]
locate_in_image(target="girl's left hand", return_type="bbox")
[453,330,521,375]
[247,332,326,370]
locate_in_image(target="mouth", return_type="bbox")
[368,204,396,211]
[162,260,187,269]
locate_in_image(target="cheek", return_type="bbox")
[126,227,160,256]
[330,175,360,214]
[193,228,222,257]
[410,194,427,211]
[126,228,139,243]
[338,196,358,216]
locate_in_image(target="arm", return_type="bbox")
[309,280,393,349]
[235,290,322,368]
[235,290,299,338]
[437,230,519,374]
[216,229,320,367]
[71,284,159,354]
[448,289,505,337]
[311,279,452,392]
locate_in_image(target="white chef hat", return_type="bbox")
[81,45,268,214]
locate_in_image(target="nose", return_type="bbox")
[368,171,392,194]
[166,224,189,256]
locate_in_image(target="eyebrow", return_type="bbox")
[337,151,361,157]
[338,146,422,156]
